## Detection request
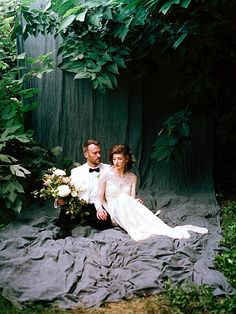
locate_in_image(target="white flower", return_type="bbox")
[57,185,71,197]
[53,169,66,176]
[62,176,70,184]
[71,190,78,197]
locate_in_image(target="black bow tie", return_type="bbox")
[89,168,100,173]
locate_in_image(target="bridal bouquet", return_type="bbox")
[32,167,87,218]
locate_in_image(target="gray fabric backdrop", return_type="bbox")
[21,30,214,195]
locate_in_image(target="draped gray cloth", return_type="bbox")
[0,195,234,309]
[0,0,234,309]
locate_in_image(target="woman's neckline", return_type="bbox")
[111,167,128,177]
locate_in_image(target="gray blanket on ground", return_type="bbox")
[0,193,234,309]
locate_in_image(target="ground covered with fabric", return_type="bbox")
[0,194,234,309]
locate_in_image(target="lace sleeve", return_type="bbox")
[99,171,107,185]
[129,173,137,198]
[95,171,107,209]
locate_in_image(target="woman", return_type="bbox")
[96,144,208,242]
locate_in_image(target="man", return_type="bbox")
[55,139,113,239]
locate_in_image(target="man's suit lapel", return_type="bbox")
[81,164,90,199]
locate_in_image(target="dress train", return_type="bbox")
[109,193,208,242]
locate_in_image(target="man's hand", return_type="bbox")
[96,207,108,220]
[57,197,66,206]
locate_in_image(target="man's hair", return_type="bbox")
[83,139,101,153]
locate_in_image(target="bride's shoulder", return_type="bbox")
[100,167,113,179]
[126,172,137,180]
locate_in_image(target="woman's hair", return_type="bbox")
[108,144,135,170]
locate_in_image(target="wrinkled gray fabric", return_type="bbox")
[0,194,234,309]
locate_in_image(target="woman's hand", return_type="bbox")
[136,198,144,204]
[96,207,108,220]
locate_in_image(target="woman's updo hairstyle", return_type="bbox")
[108,144,135,170]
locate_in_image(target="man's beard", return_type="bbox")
[92,159,101,166]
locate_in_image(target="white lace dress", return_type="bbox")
[98,169,208,242]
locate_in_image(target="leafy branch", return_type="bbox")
[9,0,194,93]
[151,109,192,162]
[0,9,54,212]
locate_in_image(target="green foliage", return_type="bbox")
[58,35,128,93]
[0,15,16,74]
[0,224,6,231]
[151,110,191,161]
[220,201,236,248]
[5,0,234,118]
[164,280,236,314]
[9,0,196,93]
[215,250,236,288]
[0,295,67,314]
[214,201,236,288]
[0,53,54,213]
[10,0,233,126]
[0,7,55,213]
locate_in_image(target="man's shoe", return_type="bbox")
[53,229,72,240]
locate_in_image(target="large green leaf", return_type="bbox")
[151,148,171,161]
[173,32,187,49]
[88,12,103,27]
[109,74,118,88]
[76,9,88,22]
[180,0,191,9]
[180,122,190,137]
[106,62,119,74]
[14,134,32,143]
[0,154,17,163]
[101,52,113,62]
[10,164,31,177]
[114,24,129,42]
[11,198,23,213]
[84,0,102,9]
[8,190,17,203]
[87,52,99,60]
[103,7,112,20]
[113,56,126,68]
[74,72,91,79]
[12,181,25,193]
[63,5,83,18]
[51,0,76,16]
[1,181,24,194]
[50,146,63,156]
[0,125,22,139]
[58,14,76,32]
[21,102,38,112]
[151,110,191,162]
[19,88,38,98]
[159,1,180,15]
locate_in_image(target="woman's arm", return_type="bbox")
[95,173,108,220]
[130,174,137,198]
[130,174,144,203]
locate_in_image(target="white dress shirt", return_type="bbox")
[70,163,110,208]
[88,167,100,204]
